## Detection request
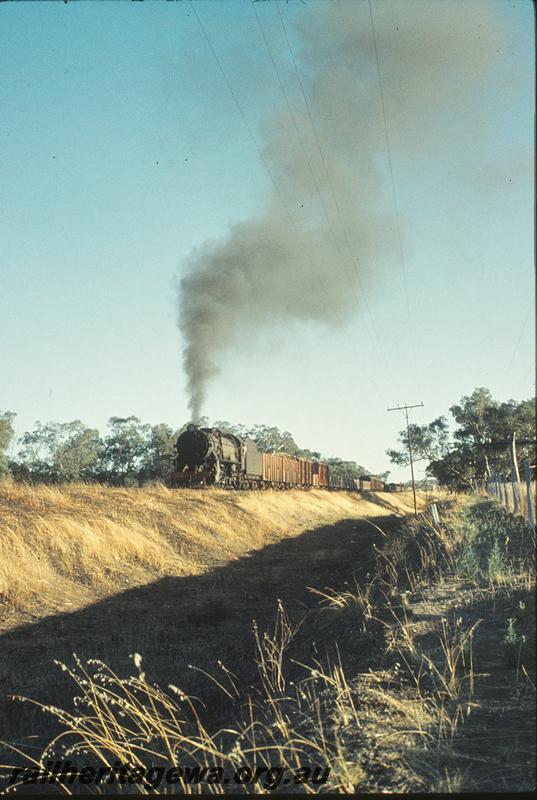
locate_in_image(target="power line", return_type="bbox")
[503,299,533,389]
[272,0,402,399]
[188,0,388,401]
[368,0,420,396]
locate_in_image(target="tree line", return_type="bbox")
[0,415,379,486]
[0,416,177,486]
[4,387,527,490]
[387,388,536,492]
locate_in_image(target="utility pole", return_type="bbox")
[388,401,424,515]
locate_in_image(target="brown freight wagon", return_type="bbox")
[312,462,329,487]
[329,473,356,490]
[328,473,341,489]
[262,452,306,486]
[282,454,299,484]
[246,446,316,488]
[360,476,384,491]
[298,457,313,486]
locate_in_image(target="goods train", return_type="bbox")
[171,424,405,492]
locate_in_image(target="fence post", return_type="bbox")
[503,475,510,511]
[510,470,519,514]
[522,459,534,530]
[510,432,522,515]
[430,503,440,525]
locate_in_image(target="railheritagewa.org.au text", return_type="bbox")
[8,760,331,791]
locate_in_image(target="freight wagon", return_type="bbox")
[328,473,358,490]
[312,462,329,487]
[359,476,385,492]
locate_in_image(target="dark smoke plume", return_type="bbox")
[178,0,502,420]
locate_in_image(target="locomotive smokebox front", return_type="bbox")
[176,424,210,467]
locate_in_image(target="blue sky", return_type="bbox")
[0,0,534,480]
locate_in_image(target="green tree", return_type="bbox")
[295,447,322,460]
[427,444,483,492]
[243,424,299,454]
[139,423,179,483]
[212,421,307,455]
[13,416,181,485]
[14,420,100,482]
[99,416,150,486]
[0,411,16,478]
[324,458,370,480]
[52,422,101,481]
[449,387,497,479]
[387,389,536,491]
[15,421,64,482]
[387,416,451,468]
[449,389,535,485]
[211,420,250,438]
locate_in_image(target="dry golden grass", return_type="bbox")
[4,607,367,794]
[0,481,429,616]
[1,494,534,793]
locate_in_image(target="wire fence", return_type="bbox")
[485,459,535,530]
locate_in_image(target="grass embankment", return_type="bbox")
[0,481,421,618]
[0,480,423,770]
[1,487,534,793]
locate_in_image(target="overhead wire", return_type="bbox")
[253,0,363,298]
[503,299,534,391]
[367,0,420,399]
[188,0,388,401]
[273,0,402,400]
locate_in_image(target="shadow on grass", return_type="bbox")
[0,510,405,764]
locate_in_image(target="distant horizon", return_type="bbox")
[4,383,534,482]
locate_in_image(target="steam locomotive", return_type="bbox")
[171,424,405,492]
